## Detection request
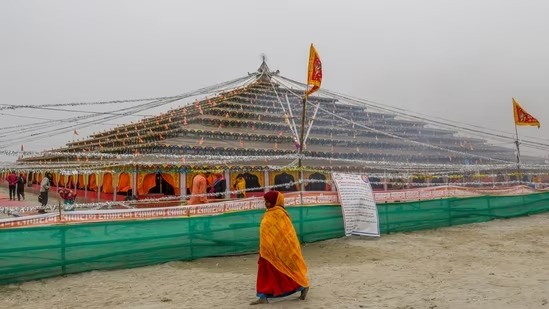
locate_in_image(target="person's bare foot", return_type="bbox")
[299,287,309,300]
[249,298,268,305]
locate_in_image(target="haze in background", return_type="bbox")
[1,0,548,162]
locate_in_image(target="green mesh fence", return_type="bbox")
[1,192,549,284]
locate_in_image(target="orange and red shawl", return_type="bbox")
[259,202,309,288]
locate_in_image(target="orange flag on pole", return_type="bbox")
[306,44,322,96]
[513,98,540,128]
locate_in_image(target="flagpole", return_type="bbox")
[514,124,522,184]
[298,43,321,201]
[298,93,308,195]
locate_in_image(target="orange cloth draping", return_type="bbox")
[102,173,114,194]
[59,175,66,187]
[188,174,207,205]
[161,173,179,195]
[137,173,145,195]
[53,173,61,187]
[259,204,309,288]
[118,173,132,193]
[89,174,98,191]
[77,175,85,189]
[141,173,157,195]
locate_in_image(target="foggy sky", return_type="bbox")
[1,0,548,162]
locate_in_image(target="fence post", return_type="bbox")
[189,219,194,260]
[60,225,67,275]
[299,207,304,243]
[445,199,452,226]
[486,196,493,218]
[384,204,390,234]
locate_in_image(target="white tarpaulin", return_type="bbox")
[332,172,380,237]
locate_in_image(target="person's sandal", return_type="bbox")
[249,298,268,305]
[299,287,309,300]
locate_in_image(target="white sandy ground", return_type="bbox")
[1,213,548,309]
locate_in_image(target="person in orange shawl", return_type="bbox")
[250,190,309,305]
[188,172,210,205]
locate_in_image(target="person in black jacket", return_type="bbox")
[211,173,227,199]
[17,173,26,200]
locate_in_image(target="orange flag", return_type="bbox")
[306,44,322,96]
[513,98,540,128]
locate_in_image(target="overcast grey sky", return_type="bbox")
[1,0,548,162]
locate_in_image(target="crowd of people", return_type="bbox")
[4,171,53,214]
[188,172,246,205]
[5,171,27,201]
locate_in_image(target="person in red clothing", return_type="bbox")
[250,191,309,305]
[5,171,18,201]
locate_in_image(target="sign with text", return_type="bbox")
[332,172,380,237]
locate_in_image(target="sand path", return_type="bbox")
[1,213,548,309]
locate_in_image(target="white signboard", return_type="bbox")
[332,172,380,237]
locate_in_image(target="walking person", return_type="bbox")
[188,172,210,205]
[5,171,17,201]
[38,173,51,213]
[16,173,26,201]
[250,190,310,305]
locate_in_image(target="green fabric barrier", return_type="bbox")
[1,192,549,284]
